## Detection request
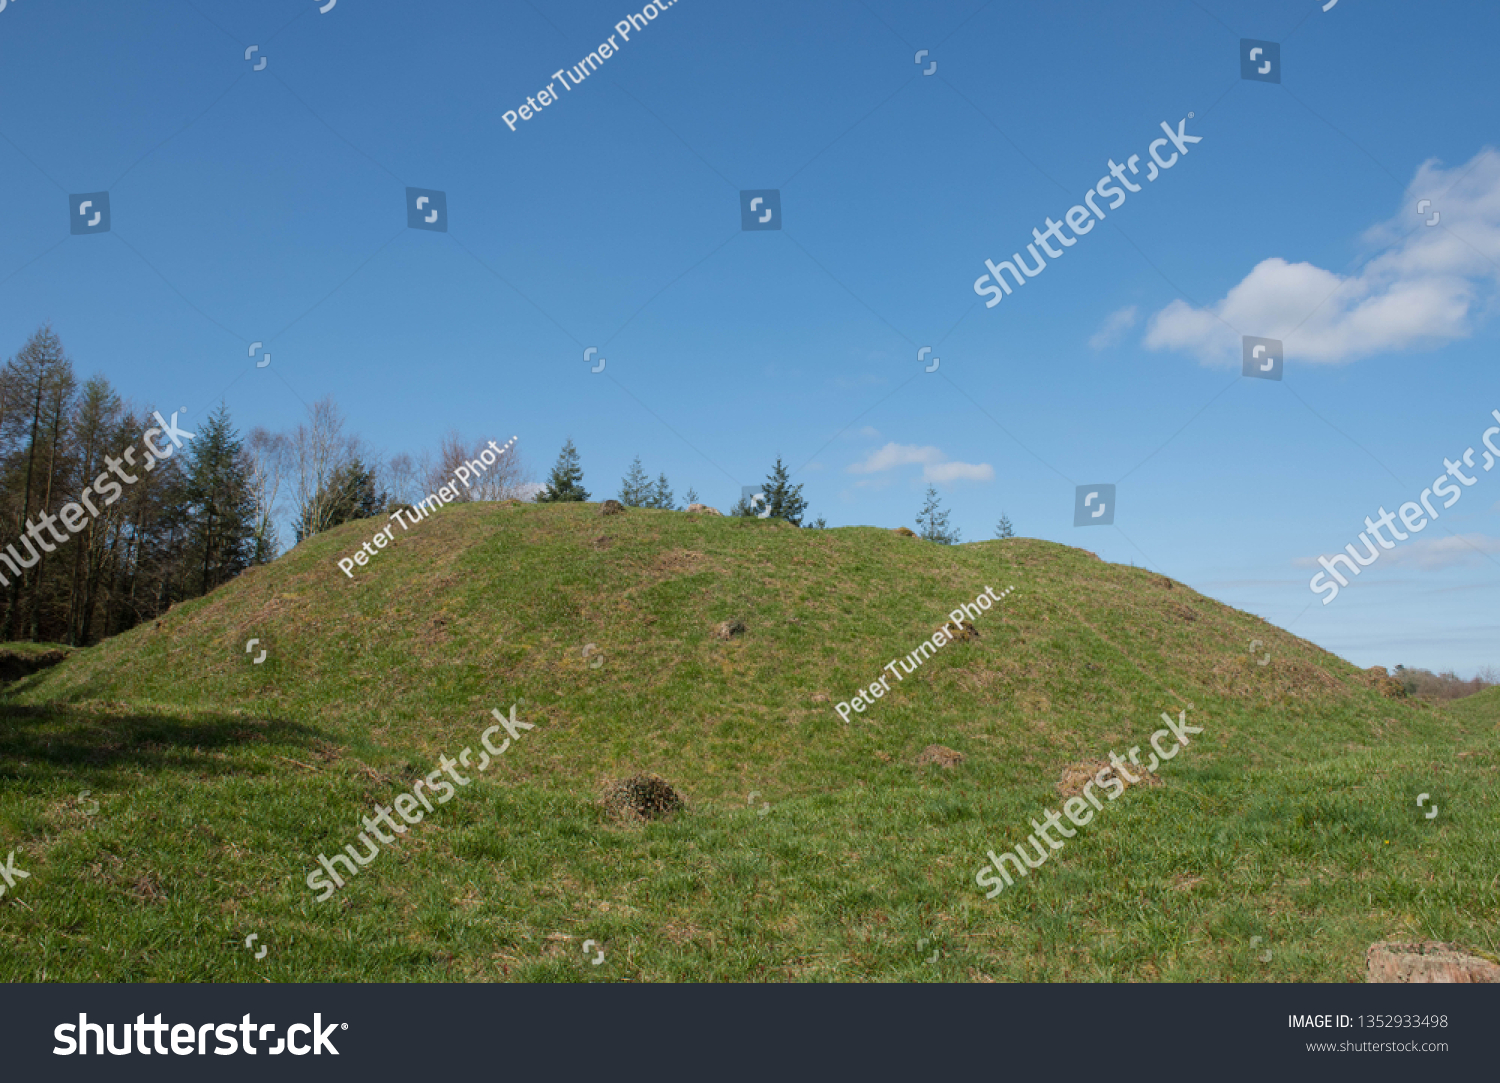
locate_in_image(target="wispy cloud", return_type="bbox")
[1295,533,1500,572]
[848,443,943,473]
[1378,533,1500,570]
[1145,147,1500,364]
[925,460,994,482]
[1088,305,1138,349]
[847,442,993,483]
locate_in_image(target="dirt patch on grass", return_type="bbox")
[1056,758,1162,798]
[915,744,965,769]
[598,774,685,821]
[1206,654,1349,704]
[653,548,705,576]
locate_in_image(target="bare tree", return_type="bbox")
[246,426,289,562]
[288,397,361,543]
[426,431,474,501]
[383,452,422,507]
[420,430,528,502]
[472,439,528,501]
[417,430,527,502]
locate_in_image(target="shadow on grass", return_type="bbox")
[0,701,326,780]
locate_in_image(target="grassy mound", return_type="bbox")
[0,501,1494,982]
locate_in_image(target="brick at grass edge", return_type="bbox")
[1365,941,1500,983]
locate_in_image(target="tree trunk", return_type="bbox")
[4,373,47,640]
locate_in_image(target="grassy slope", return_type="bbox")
[0,502,1494,982]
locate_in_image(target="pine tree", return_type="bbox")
[184,404,258,594]
[734,456,807,525]
[648,472,675,511]
[333,458,386,521]
[293,455,386,542]
[994,512,1015,539]
[537,438,589,503]
[916,485,960,544]
[684,487,699,506]
[617,455,651,507]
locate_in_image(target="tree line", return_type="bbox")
[535,438,1016,542]
[0,326,530,646]
[0,325,1016,645]
[535,438,825,526]
[0,326,255,645]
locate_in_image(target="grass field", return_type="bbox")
[0,501,1495,982]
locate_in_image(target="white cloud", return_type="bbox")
[1088,305,1138,349]
[925,460,994,482]
[858,426,881,437]
[847,442,992,483]
[1295,533,1500,572]
[848,443,944,473]
[1377,533,1500,571]
[1145,148,1500,364]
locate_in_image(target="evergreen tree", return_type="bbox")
[805,517,828,529]
[293,456,386,542]
[183,404,257,594]
[648,472,675,511]
[617,455,651,507]
[684,486,699,506]
[334,458,386,521]
[537,438,589,503]
[733,456,807,525]
[994,512,1015,539]
[916,485,960,544]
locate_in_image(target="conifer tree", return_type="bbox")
[733,456,807,525]
[537,438,589,503]
[184,404,257,594]
[916,485,960,544]
[648,472,675,511]
[994,512,1015,539]
[293,455,385,542]
[617,455,651,507]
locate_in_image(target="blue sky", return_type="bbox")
[1,0,1497,675]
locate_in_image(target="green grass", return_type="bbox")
[0,501,1495,982]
